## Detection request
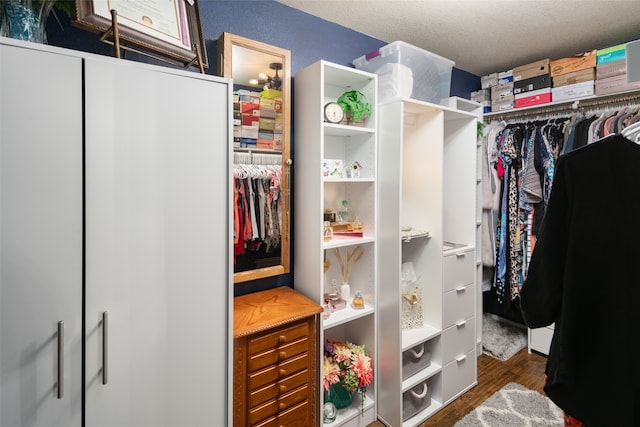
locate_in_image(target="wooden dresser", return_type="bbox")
[234,286,322,427]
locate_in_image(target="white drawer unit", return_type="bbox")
[442,283,475,329]
[442,316,476,364]
[443,250,475,292]
[442,348,477,403]
[529,323,555,355]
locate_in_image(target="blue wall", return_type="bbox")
[45,0,479,295]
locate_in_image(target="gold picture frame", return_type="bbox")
[73,0,208,69]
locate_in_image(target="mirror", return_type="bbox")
[217,32,291,284]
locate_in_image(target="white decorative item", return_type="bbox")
[322,159,343,177]
[340,282,351,302]
[401,262,423,330]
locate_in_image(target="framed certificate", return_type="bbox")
[74,0,208,69]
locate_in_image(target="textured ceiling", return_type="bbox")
[276,0,640,76]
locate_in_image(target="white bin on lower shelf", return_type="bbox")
[402,380,432,421]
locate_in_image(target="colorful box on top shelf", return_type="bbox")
[597,44,626,64]
[513,58,550,81]
[551,81,594,102]
[596,59,627,80]
[514,73,551,95]
[550,50,597,77]
[553,68,596,87]
[498,70,513,85]
[514,88,552,108]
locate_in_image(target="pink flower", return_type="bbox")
[333,344,352,364]
[352,353,373,387]
[323,355,341,391]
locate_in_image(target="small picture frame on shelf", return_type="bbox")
[322,159,343,177]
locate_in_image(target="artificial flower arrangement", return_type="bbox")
[323,339,373,414]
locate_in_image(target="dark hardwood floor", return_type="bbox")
[368,348,548,427]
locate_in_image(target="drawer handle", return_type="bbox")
[279,351,287,360]
[408,343,425,358]
[456,354,467,363]
[455,286,466,293]
[278,402,286,411]
[279,385,287,393]
[456,252,466,258]
[456,320,466,328]
[278,335,286,344]
[57,321,64,399]
[410,383,428,399]
[279,369,287,377]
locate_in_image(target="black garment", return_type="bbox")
[520,135,640,427]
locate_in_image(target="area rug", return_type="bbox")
[454,382,564,427]
[482,313,527,361]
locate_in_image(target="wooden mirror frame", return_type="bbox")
[217,32,291,284]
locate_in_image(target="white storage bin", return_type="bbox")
[402,341,432,380]
[353,41,454,104]
[402,380,432,421]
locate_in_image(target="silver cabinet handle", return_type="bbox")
[57,321,64,399]
[102,311,108,385]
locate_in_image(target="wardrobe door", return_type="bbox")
[1,43,83,427]
[83,58,230,427]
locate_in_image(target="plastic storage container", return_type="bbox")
[353,41,454,104]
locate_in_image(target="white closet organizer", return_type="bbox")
[294,60,378,426]
[377,98,478,427]
[0,37,231,427]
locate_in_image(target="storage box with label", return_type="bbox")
[491,82,514,101]
[481,72,498,89]
[498,70,513,85]
[513,59,550,81]
[595,74,640,96]
[491,99,515,112]
[514,73,551,94]
[353,41,455,104]
[553,68,595,87]
[552,80,594,102]
[596,59,626,80]
[514,88,552,108]
[597,44,626,64]
[550,50,597,77]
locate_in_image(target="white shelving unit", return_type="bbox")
[294,60,378,427]
[377,98,478,427]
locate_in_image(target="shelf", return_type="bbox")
[323,235,374,249]
[323,303,374,329]
[402,362,442,392]
[332,393,375,426]
[401,400,443,427]
[442,243,474,256]
[401,324,441,350]
[401,229,430,242]
[324,122,375,137]
[324,177,375,183]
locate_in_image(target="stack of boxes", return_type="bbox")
[550,50,597,101]
[233,88,284,151]
[595,44,639,96]
[478,70,516,112]
[513,59,551,108]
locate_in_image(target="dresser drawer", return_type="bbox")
[442,349,476,403]
[443,250,475,293]
[248,384,309,426]
[442,283,474,329]
[248,337,309,372]
[248,321,309,356]
[252,400,309,427]
[249,353,309,391]
[442,316,475,364]
[249,369,308,409]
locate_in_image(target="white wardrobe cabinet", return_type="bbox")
[1,38,231,427]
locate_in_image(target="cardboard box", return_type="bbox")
[514,88,552,108]
[256,139,275,150]
[491,99,515,112]
[553,68,595,87]
[513,59,550,81]
[470,88,491,103]
[481,72,498,89]
[595,74,640,96]
[597,44,626,64]
[491,82,514,101]
[550,50,597,77]
[552,81,594,102]
[241,125,259,139]
[498,70,513,85]
[596,59,626,80]
[514,73,551,95]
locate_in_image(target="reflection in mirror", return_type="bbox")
[217,33,291,285]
